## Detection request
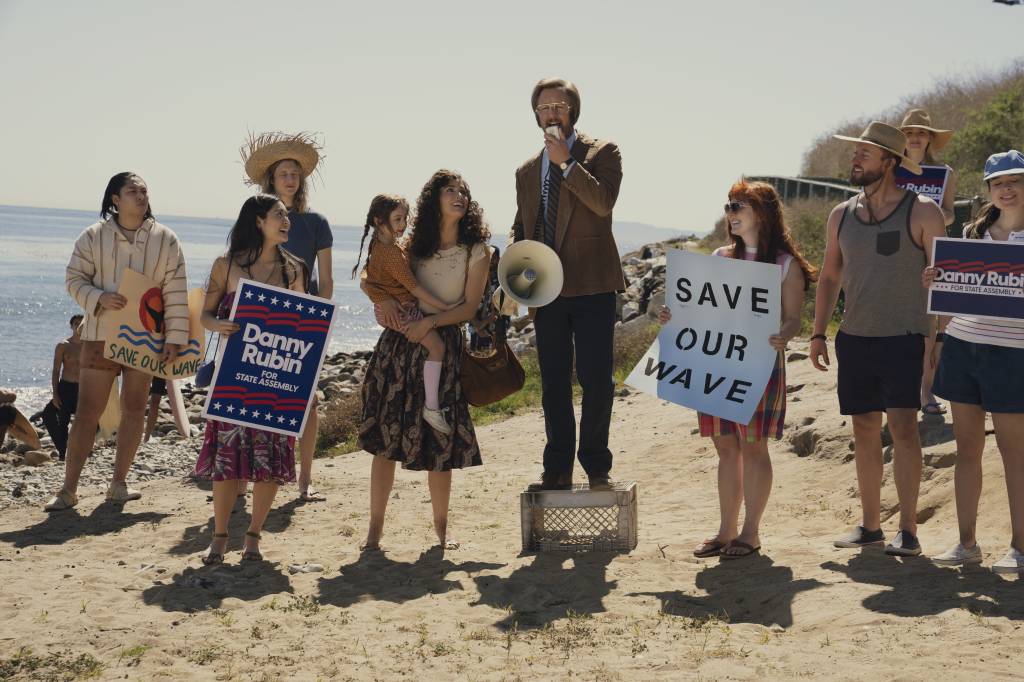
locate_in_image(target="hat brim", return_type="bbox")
[900,126,954,152]
[9,407,41,449]
[833,135,923,175]
[983,168,1024,182]
[241,132,322,186]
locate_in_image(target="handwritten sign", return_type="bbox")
[201,278,336,438]
[626,249,780,424]
[928,237,1024,321]
[97,269,205,379]
[896,164,950,205]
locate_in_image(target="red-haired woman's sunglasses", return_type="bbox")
[724,201,750,213]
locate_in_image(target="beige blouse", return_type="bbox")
[412,243,490,314]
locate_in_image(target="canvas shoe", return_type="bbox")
[43,489,78,512]
[106,481,142,503]
[932,542,983,566]
[992,547,1024,575]
[885,530,922,557]
[833,526,885,548]
[422,407,452,435]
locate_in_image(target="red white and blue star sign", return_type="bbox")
[200,278,337,438]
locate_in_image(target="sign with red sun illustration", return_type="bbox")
[139,287,165,333]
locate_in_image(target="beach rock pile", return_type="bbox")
[0,350,371,509]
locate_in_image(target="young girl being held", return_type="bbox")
[352,194,459,435]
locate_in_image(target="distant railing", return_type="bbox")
[749,175,978,237]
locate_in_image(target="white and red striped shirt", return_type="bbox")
[945,230,1024,349]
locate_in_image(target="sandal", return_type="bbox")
[241,531,263,561]
[298,489,326,503]
[693,538,727,558]
[202,533,228,566]
[922,402,947,416]
[720,540,760,560]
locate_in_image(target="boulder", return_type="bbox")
[22,450,52,466]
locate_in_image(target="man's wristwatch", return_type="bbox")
[559,159,574,171]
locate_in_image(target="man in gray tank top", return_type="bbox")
[809,122,947,557]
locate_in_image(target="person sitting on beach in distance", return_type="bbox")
[0,389,17,445]
[40,314,83,460]
[658,181,816,559]
[144,378,166,443]
[359,170,493,552]
[352,194,462,435]
[194,194,307,565]
[809,122,946,556]
[44,172,189,512]
[244,131,332,504]
[925,150,1024,574]
[900,108,958,417]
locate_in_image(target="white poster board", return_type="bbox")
[626,249,781,425]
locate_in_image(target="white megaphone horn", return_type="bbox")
[497,240,564,308]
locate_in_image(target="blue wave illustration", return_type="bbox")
[177,347,200,357]
[117,332,164,353]
[118,325,201,354]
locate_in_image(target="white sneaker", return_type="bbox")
[932,542,983,566]
[992,547,1024,574]
[422,407,452,435]
[106,481,142,503]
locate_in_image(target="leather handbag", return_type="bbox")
[194,333,220,388]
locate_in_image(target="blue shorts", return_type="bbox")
[933,335,1024,413]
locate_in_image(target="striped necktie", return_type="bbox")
[543,163,562,248]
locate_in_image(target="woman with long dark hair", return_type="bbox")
[359,170,492,551]
[194,194,307,564]
[660,180,816,559]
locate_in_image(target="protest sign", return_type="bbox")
[201,278,336,438]
[928,237,1024,321]
[895,164,949,205]
[625,249,781,425]
[97,269,205,379]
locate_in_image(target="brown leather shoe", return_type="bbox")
[528,471,573,491]
[588,475,613,491]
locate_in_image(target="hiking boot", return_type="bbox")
[932,542,982,567]
[885,530,922,557]
[588,474,613,491]
[992,547,1024,574]
[106,481,142,503]
[833,525,885,548]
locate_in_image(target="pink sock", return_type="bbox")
[424,360,442,411]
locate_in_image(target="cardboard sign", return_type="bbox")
[97,269,205,378]
[201,278,337,438]
[928,237,1024,321]
[895,164,950,205]
[626,249,781,425]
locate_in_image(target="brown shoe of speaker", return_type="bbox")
[588,475,613,491]
[528,471,573,491]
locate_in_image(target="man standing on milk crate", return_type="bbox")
[510,77,625,492]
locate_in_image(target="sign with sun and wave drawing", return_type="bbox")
[200,278,337,438]
[96,269,205,379]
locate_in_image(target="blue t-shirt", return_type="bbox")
[286,209,333,295]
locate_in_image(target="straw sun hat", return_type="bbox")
[241,131,323,186]
[900,109,954,152]
[834,121,922,175]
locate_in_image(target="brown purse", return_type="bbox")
[458,246,525,407]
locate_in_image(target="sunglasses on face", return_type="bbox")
[724,201,750,213]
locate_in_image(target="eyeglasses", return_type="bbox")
[724,201,750,213]
[535,102,570,115]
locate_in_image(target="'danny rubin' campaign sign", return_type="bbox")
[202,278,336,438]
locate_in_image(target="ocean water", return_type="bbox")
[0,204,381,415]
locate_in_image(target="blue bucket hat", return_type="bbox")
[983,150,1024,182]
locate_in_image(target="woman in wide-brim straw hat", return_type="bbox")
[241,132,333,504]
[900,109,958,417]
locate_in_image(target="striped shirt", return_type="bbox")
[945,230,1024,349]
[66,217,190,346]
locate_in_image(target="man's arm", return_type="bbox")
[561,141,622,218]
[510,170,525,244]
[809,205,847,371]
[50,343,65,407]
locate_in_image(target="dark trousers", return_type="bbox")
[41,379,78,457]
[534,292,616,478]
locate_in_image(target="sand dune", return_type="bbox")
[1,342,1021,681]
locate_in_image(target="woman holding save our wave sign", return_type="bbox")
[657,181,816,560]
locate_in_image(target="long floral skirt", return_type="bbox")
[194,420,296,484]
[358,326,482,471]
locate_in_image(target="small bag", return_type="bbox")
[194,333,219,388]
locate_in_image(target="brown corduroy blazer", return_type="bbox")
[511,132,626,297]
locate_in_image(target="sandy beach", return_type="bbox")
[1,343,1022,681]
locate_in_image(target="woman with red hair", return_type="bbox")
[660,180,816,559]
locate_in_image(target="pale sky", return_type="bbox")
[1,0,1022,233]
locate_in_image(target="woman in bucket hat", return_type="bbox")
[241,132,332,503]
[924,150,1024,574]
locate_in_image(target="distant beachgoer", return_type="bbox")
[242,131,332,503]
[194,194,306,564]
[1,388,19,446]
[352,193,462,434]
[809,122,946,556]
[925,150,1024,574]
[40,314,83,460]
[659,181,816,559]
[900,108,959,416]
[44,172,189,512]
[143,377,167,443]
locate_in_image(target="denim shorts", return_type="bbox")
[933,335,1024,413]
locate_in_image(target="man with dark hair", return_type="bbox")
[41,315,83,460]
[810,121,947,556]
[511,77,625,491]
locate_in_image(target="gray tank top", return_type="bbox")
[837,191,929,337]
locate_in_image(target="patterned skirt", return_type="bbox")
[194,421,296,484]
[698,353,786,443]
[358,325,482,471]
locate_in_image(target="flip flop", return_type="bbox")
[922,402,947,415]
[720,540,760,560]
[693,539,727,558]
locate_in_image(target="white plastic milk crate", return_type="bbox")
[520,481,638,553]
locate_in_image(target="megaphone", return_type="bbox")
[497,240,564,308]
